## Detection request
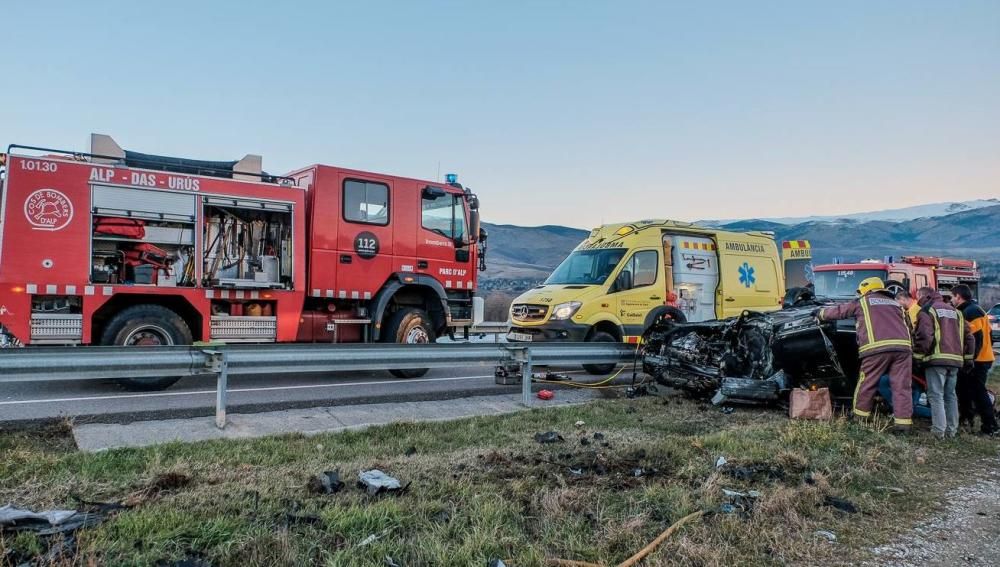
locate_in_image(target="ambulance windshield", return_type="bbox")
[813,269,887,299]
[545,248,627,286]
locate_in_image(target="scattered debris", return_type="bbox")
[308,470,345,495]
[385,556,402,567]
[593,432,605,441]
[534,431,565,444]
[537,390,555,400]
[404,446,418,456]
[0,505,103,535]
[715,456,728,469]
[719,461,785,482]
[488,560,507,567]
[814,529,838,542]
[358,470,409,496]
[721,406,736,415]
[876,486,905,495]
[574,420,586,428]
[358,534,379,547]
[822,495,858,514]
[580,437,591,446]
[719,488,760,517]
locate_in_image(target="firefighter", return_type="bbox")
[913,287,971,438]
[817,277,913,431]
[894,288,920,327]
[950,284,998,435]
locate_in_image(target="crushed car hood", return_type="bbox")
[640,304,860,403]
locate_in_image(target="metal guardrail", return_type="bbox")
[0,342,634,428]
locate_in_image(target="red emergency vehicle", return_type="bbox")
[812,255,979,300]
[0,135,485,389]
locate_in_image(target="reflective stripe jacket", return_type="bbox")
[818,291,912,358]
[960,300,996,364]
[913,291,972,367]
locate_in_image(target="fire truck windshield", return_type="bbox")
[813,268,887,299]
[545,249,627,286]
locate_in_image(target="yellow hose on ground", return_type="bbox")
[546,510,705,567]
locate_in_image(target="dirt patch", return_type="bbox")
[870,458,1000,566]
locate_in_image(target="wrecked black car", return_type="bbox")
[641,304,861,404]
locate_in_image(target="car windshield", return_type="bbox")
[813,268,887,298]
[545,248,627,285]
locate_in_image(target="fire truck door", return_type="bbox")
[415,188,472,289]
[336,176,394,299]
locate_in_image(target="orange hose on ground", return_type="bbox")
[546,509,705,567]
[616,510,705,567]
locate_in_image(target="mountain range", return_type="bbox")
[482,203,1000,287]
[699,198,1000,225]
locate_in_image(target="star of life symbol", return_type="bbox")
[738,262,756,288]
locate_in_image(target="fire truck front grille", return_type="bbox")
[511,304,549,322]
[30,314,83,344]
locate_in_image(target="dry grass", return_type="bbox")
[2,379,999,566]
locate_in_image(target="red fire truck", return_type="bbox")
[0,135,485,389]
[812,255,980,300]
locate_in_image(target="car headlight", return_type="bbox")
[550,301,582,320]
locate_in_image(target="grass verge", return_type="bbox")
[2,385,1000,566]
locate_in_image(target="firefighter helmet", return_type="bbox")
[857,276,885,296]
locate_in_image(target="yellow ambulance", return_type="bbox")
[507,219,788,372]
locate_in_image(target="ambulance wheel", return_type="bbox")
[101,304,192,391]
[384,307,435,378]
[583,331,618,375]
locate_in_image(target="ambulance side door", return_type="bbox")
[717,240,781,318]
[610,249,661,336]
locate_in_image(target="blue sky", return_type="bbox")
[3,1,998,227]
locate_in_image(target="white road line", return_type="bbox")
[0,369,595,407]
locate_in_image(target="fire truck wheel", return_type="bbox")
[101,304,192,391]
[583,331,618,375]
[383,307,435,379]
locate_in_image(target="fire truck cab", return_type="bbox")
[812,256,979,300]
[0,135,485,389]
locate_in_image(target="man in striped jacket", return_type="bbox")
[818,277,913,432]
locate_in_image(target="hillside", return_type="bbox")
[480,205,1000,291]
[701,198,1000,225]
[480,223,588,287]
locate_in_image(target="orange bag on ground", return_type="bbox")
[789,387,833,420]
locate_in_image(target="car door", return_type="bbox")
[612,249,661,335]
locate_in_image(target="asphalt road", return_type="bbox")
[0,364,602,425]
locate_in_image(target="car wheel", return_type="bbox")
[583,330,618,375]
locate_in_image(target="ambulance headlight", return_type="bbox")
[550,301,582,320]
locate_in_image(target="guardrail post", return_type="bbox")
[204,350,229,429]
[520,347,533,407]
